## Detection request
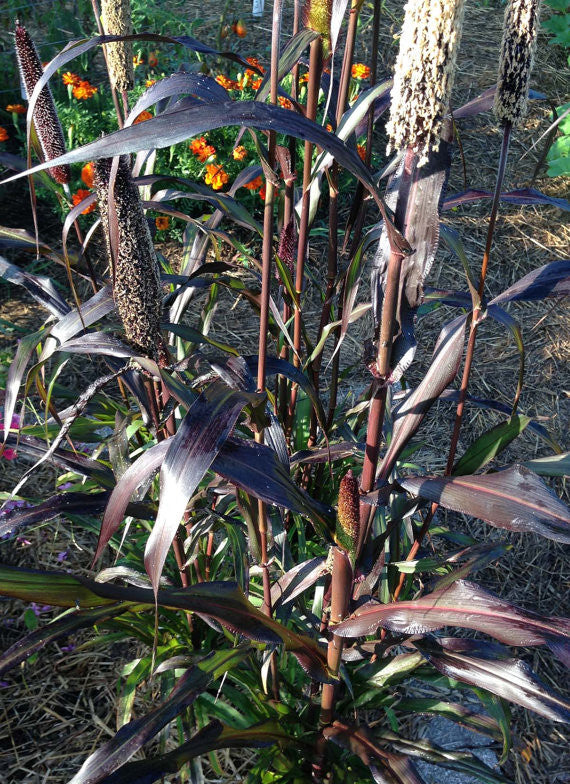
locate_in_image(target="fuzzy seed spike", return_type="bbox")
[93,157,162,360]
[386,0,466,165]
[494,0,541,127]
[14,23,70,184]
[303,0,332,53]
[337,470,361,556]
[101,0,134,93]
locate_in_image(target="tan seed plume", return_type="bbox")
[494,0,541,127]
[101,0,134,93]
[386,0,466,165]
[93,157,162,360]
[14,23,70,184]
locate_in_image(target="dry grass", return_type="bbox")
[1,0,569,781]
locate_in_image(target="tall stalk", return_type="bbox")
[392,0,541,601]
[255,0,283,701]
[308,0,363,449]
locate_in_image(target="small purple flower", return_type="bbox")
[60,643,75,653]
[57,550,69,562]
[16,536,32,547]
[0,681,9,688]
[30,602,52,616]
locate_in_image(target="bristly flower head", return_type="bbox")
[386,0,466,165]
[101,0,134,92]
[494,0,541,127]
[336,470,361,556]
[93,157,162,360]
[14,23,70,184]
[303,0,332,53]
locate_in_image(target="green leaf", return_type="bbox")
[453,415,531,475]
[522,451,570,476]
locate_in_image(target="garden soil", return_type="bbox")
[0,1,569,782]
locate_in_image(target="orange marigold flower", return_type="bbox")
[250,76,262,90]
[62,72,80,86]
[215,74,239,91]
[134,110,153,124]
[258,185,266,201]
[204,163,229,191]
[232,145,247,161]
[232,19,247,38]
[326,123,334,132]
[148,52,158,68]
[72,189,95,214]
[155,216,170,230]
[6,103,26,114]
[133,54,144,67]
[72,80,98,100]
[299,72,309,84]
[357,144,366,161]
[351,63,371,80]
[190,136,216,162]
[244,175,263,191]
[278,96,293,109]
[0,127,8,142]
[246,57,265,73]
[81,161,94,188]
[145,79,157,87]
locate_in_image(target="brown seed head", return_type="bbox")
[101,0,134,92]
[14,23,70,184]
[277,218,296,274]
[93,157,162,360]
[494,0,541,127]
[386,0,466,165]
[337,470,360,554]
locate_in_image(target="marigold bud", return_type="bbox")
[494,0,541,127]
[101,0,134,92]
[386,0,466,165]
[337,470,360,554]
[14,23,70,184]
[93,157,162,359]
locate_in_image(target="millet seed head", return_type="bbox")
[93,157,162,360]
[101,0,134,93]
[337,469,361,554]
[494,0,541,127]
[14,22,70,184]
[386,0,466,166]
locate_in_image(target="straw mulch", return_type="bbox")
[1,0,569,781]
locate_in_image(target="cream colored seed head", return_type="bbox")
[93,157,162,360]
[101,0,134,92]
[386,0,466,166]
[494,0,541,127]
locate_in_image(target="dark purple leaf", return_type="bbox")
[98,720,293,784]
[400,464,570,543]
[57,332,139,359]
[335,579,570,658]
[443,188,569,212]
[144,381,262,594]
[323,722,427,784]
[0,255,70,317]
[372,126,453,381]
[255,28,319,103]
[0,567,332,681]
[3,102,408,253]
[129,73,230,123]
[415,638,570,723]
[378,315,467,480]
[69,649,247,784]
[271,557,327,609]
[46,285,115,353]
[453,86,545,119]
[0,491,152,539]
[290,441,365,466]
[489,260,570,304]
[3,433,114,486]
